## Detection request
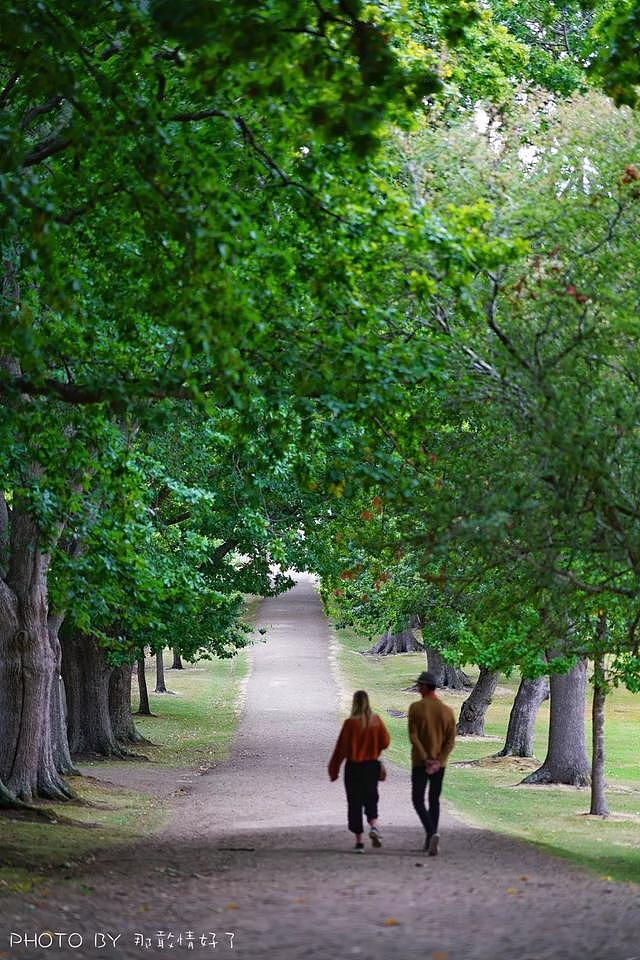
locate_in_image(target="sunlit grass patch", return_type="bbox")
[130,649,249,768]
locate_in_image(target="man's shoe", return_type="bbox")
[369,827,382,848]
[428,833,440,857]
[353,842,365,853]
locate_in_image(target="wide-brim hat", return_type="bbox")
[415,670,438,687]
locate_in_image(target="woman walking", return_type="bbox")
[328,690,390,852]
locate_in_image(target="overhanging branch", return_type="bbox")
[0,373,198,406]
[23,134,72,168]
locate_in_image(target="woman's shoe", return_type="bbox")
[369,827,382,848]
[353,842,365,853]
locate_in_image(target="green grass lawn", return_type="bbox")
[130,647,249,767]
[331,622,640,885]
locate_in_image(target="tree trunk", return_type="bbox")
[109,663,144,744]
[521,659,591,786]
[171,649,184,669]
[155,649,168,692]
[495,675,549,758]
[426,647,472,689]
[0,508,71,801]
[0,491,9,576]
[368,626,423,655]
[136,656,152,715]
[590,649,608,816]
[61,630,125,758]
[48,613,79,775]
[457,667,500,736]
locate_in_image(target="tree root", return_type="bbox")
[492,747,535,759]
[35,773,77,802]
[0,780,76,822]
[0,780,19,808]
[520,764,591,787]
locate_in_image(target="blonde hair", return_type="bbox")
[351,690,372,728]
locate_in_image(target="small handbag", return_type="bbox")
[378,761,387,782]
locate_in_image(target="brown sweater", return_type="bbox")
[407,695,456,767]
[328,714,390,781]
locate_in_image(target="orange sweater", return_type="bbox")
[407,695,456,767]
[328,714,390,781]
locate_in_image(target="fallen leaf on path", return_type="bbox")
[505,888,520,895]
[432,952,448,960]
[383,918,399,927]
[226,902,239,910]
[520,876,528,882]
[292,898,305,904]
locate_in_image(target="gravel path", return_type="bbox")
[2,574,639,960]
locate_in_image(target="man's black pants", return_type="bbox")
[411,766,445,837]
[344,760,379,834]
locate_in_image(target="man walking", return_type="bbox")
[408,670,456,856]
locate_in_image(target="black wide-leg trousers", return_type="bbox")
[344,759,380,834]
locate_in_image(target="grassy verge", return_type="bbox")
[331,621,640,885]
[128,647,249,767]
[0,777,162,894]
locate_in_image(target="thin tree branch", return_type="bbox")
[0,70,20,108]
[21,96,64,130]
[169,107,228,122]
[576,198,626,257]
[485,274,534,374]
[167,107,347,222]
[211,539,240,564]
[19,183,125,225]
[23,134,72,168]
[552,568,637,598]
[0,373,195,406]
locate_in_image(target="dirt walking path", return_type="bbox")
[2,575,639,960]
